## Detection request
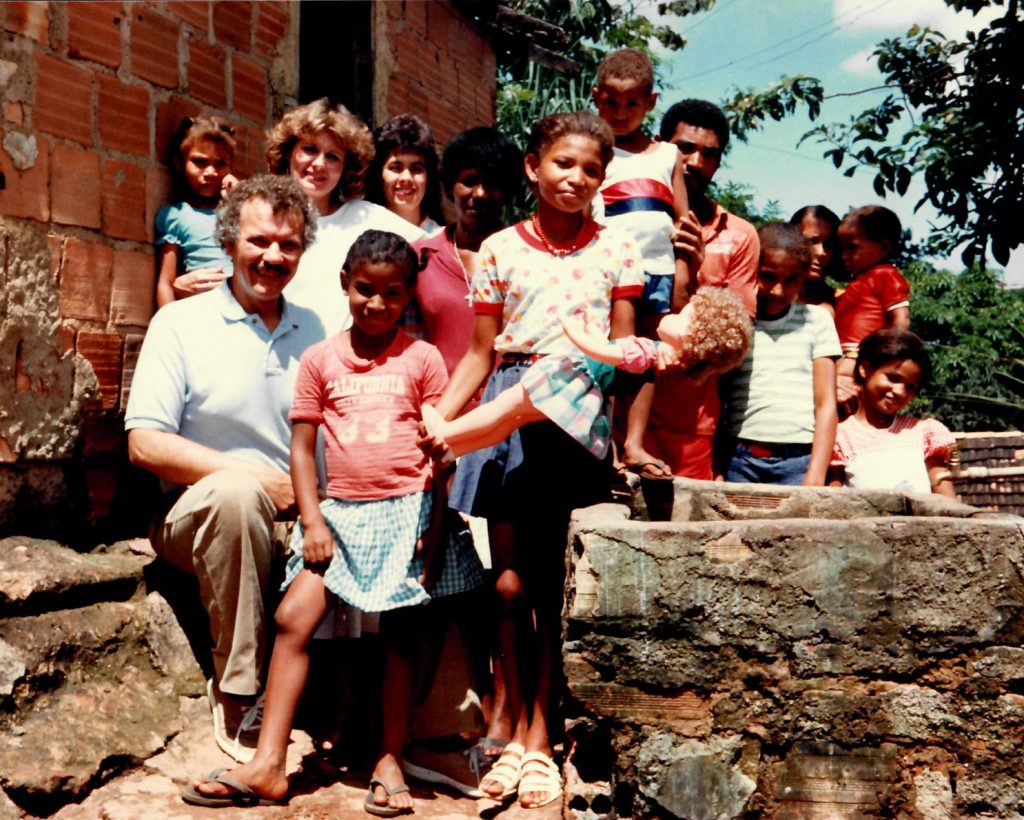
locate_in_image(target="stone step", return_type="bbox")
[0,537,149,617]
[0,538,204,815]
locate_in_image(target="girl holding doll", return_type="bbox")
[425,112,643,809]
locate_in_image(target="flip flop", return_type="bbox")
[476,736,509,758]
[479,741,524,801]
[624,460,674,481]
[364,777,412,817]
[518,751,562,809]
[181,768,286,808]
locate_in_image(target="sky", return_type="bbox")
[644,0,1022,284]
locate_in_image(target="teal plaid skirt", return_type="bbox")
[283,492,484,611]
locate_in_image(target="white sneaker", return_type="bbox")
[207,679,261,763]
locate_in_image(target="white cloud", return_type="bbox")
[840,46,878,75]
[834,0,1004,39]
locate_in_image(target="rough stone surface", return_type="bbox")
[1,131,35,170]
[143,591,205,691]
[0,537,146,613]
[0,219,84,465]
[0,639,23,696]
[636,735,755,820]
[564,480,1024,818]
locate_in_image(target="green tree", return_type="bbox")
[493,1,714,149]
[721,0,1023,271]
[905,261,1024,431]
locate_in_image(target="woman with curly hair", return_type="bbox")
[268,98,424,334]
[365,113,445,235]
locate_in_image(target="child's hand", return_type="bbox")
[655,342,682,372]
[302,518,335,565]
[173,267,229,299]
[221,173,240,194]
[418,405,454,465]
[672,210,705,271]
[415,524,445,591]
[836,373,860,417]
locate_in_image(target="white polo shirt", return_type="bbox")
[125,281,325,483]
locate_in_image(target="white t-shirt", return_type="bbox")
[285,199,423,335]
[721,303,841,443]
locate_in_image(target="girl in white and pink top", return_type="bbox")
[829,328,956,497]
[426,112,643,809]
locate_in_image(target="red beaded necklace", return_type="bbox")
[530,212,591,257]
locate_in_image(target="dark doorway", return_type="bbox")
[298,0,374,124]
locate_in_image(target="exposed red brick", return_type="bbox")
[426,2,450,49]
[0,132,49,222]
[167,0,209,32]
[231,53,266,122]
[47,234,64,279]
[1,2,49,45]
[213,1,251,51]
[50,143,101,228]
[130,7,179,89]
[68,1,123,68]
[186,36,227,108]
[146,166,174,244]
[4,103,24,125]
[241,124,267,177]
[110,247,155,327]
[254,2,289,57]
[97,74,150,157]
[155,96,202,165]
[58,321,75,353]
[60,237,113,321]
[120,332,145,412]
[33,54,94,145]
[401,0,427,34]
[76,331,122,410]
[101,158,148,241]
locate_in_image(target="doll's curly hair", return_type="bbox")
[679,286,752,382]
[265,98,375,206]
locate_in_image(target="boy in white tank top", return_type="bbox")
[592,48,694,480]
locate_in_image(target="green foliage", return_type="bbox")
[721,0,1023,273]
[708,181,782,228]
[904,260,1024,431]
[723,76,823,143]
[495,0,715,151]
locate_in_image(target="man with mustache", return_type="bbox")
[644,99,760,480]
[125,175,323,762]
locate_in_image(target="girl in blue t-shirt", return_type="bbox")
[155,116,238,308]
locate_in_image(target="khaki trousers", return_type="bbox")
[151,469,288,698]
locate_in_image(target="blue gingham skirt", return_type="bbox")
[283,492,484,611]
[520,354,616,459]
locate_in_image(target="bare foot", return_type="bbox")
[192,759,288,802]
[370,753,413,813]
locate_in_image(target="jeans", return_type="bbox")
[725,440,812,485]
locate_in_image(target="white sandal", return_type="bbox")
[479,741,524,800]
[518,750,562,809]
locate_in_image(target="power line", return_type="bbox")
[680,0,739,35]
[681,0,894,80]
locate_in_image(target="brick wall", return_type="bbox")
[373,0,496,145]
[0,0,298,535]
[0,1,498,538]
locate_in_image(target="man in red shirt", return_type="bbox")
[644,99,759,479]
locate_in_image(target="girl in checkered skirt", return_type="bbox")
[185,230,483,815]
